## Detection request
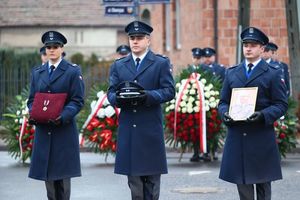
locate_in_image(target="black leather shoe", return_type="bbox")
[190,154,200,162]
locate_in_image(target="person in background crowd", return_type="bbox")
[262,42,291,96]
[116,44,131,58]
[201,47,226,82]
[107,20,175,200]
[218,27,288,200]
[39,46,48,65]
[28,30,85,200]
[190,47,203,70]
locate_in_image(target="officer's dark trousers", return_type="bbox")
[127,175,161,200]
[45,178,71,200]
[237,182,271,200]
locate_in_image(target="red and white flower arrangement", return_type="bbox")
[164,67,225,160]
[80,87,119,160]
[2,87,35,163]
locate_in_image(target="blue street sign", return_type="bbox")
[105,6,134,15]
[103,0,133,2]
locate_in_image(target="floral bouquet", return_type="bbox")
[164,66,225,160]
[79,84,119,160]
[274,97,298,157]
[1,86,35,163]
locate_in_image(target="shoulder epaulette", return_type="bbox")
[156,54,169,59]
[268,63,281,69]
[228,65,238,70]
[115,56,126,61]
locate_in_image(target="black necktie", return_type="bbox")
[49,65,55,78]
[135,58,140,69]
[247,63,253,74]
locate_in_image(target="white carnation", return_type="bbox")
[165,107,170,112]
[22,109,28,115]
[205,100,209,106]
[97,108,105,118]
[201,79,207,84]
[170,99,175,104]
[195,101,200,106]
[90,100,97,109]
[15,119,18,123]
[176,83,181,88]
[204,92,211,98]
[97,91,105,98]
[188,96,195,103]
[205,105,210,111]
[189,89,196,95]
[187,103,193,109]
[209,96,216,102]
[210,102,217,108]
[193,106,200,112]
[180,101,186,107]
[104,106,115,118]
[204,86,210,91]
[16,110,20,115]
[187,107,194,113]
[181,107,187,113]
[215,91,219,95]
[169,104,175,110]
[208,83,213,89]
[210,91,215,96]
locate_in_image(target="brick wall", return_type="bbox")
[143,0,289,74]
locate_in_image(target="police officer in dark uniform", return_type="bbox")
[28,31,85,200]
[116,44,131,58]
[190,47,203,70]
[107,20,175,200]
[262,42,291,96]
[218,27,288,200]
[40,46,48,65]
[201,47,226,82]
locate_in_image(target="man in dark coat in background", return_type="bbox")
[262,42,291,97]
[218,27,288,200]
[201,47,226,82]
[107,20,175,200]
[28,31,85,200]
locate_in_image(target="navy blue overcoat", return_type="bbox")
[27,59,85,181]
[107,50,175,176]
[218,59,288,184]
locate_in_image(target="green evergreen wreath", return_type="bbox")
[2,86,35,163]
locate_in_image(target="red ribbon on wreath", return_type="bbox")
[174,73,207,153]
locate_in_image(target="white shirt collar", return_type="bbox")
[245,58,261,69]
[265,58,271,63]
[132,50,149,64]
[48,58,62,70]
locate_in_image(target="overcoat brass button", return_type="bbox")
[133,124,136,127]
